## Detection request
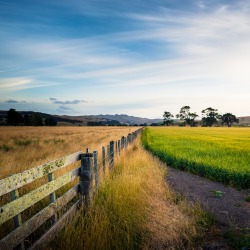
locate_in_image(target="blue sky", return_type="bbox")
[0,0,250,118]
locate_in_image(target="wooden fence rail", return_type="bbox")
[0,128,142,250]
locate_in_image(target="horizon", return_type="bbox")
[1,108,249,121]
[0,0,250,118]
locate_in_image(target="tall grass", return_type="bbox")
[0,126,138,243]
[49,140,213,250]
[142,127,250,189]
[0,126,137,178]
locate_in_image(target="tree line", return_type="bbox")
[3,109,57,126]
[163,106,239,127]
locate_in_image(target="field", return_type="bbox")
[142,127,250,189]
[0,127,214,249]
[0,126,138,242]
[0,126,138,179]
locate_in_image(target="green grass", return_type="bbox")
[142,127,250,189]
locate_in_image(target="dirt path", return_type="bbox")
[166,167,250,229]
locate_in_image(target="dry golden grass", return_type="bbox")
[49,138,213,250]
[0,126,138,242]
[0,126,138,179]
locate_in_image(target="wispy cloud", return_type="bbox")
[49,98,86,105]
[59,105,72,111]
[5,99,26,104]
[0,0,250,117]
[6,100,18,103]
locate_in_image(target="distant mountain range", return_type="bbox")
[52,114,163,125]
[92,114,163,125]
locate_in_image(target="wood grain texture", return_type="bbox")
[0,151,82,196]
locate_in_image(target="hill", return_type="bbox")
[1,110,248,126]
[93,114,163,125]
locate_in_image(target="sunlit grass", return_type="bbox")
[142,127,250,188]
[0,126,138,243]
[49,140,213,250]
[0,126,137,178]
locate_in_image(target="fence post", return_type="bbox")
[110,141,114,169]
[102,146,105,175]
[107,144,110,169]
[115,141,118,154]
[118,140,121,155]
[48,172,58,223]
[80,152,93,207]
[121,136,125,149]
[93,151,99,190]
[10,189,25,250]
[128,133,131,144]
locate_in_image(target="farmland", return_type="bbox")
[142,127,250,189]
[0,126,213,249]
[0,126,138,179]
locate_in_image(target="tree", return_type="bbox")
[221,113,239,127]
[176,106,198,127]
[24,113,44,126]
[163,111,174,126]
[44,117,57,126]
[6,108,23,125]
[201,107,219,127]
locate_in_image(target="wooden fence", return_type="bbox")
[0,128,143,250]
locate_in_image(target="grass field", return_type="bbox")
[142,127,250,189]
[0,126,139,243]
[0,126,138,179]
[0,127,214,249]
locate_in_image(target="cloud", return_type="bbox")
[6,100,18,103]
[0,77,60,91]
[58,106,72,111]
[49,98,86,105]
[5,99,27,104]
[0,78,33,90]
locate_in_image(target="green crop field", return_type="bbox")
[142,127,250,189]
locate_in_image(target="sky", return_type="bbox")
[0,0,250,119]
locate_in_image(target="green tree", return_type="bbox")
[201,107,219,127]
[163,111,174,126]
[7,108,23,125]
[32,113,44,126]
[24,114,34,126]
[221,113,239,127]
[24,113,44,126]
[176,106,198,127]
[44,117,57,126]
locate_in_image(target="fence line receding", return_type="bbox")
[0,128,142,250]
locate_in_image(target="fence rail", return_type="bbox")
[0,128,142,250]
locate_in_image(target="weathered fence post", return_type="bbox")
[10,189,25,250]
[93,151,99,190]
[118,140,121,155]
[115,141,118,154]
[110,141,114,169]
[102,146,105,175]
[80,152,93,206]
[128,133,131,145]
[48,172,58,223]
[107,144,110,169]
[121,136,125,149]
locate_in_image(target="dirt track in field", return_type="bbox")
[166,167,250,249]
